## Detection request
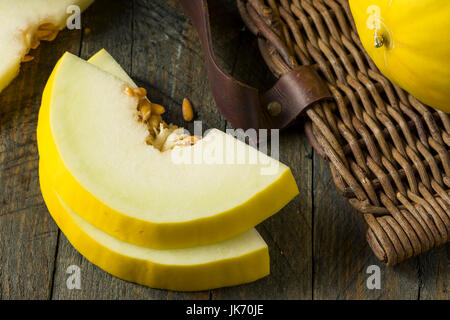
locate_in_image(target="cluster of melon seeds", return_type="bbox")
[22,23,60,62]
[125,86,200,151]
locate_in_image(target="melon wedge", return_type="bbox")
[0,0,94,93]
[39,167,269,291]
[37,51,299,249]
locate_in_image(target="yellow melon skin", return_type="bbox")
[39,166,270,291]
[37,53,300,249]
[350,0,450,113]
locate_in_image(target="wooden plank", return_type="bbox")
[0,26,82,298]
[49,0,151,300]
[51,0,239,299]
[130,0,234,131]
[312,156,420,299]
[128,0,237,298]
[130,0,221,299]
[418,246,449,300]
[211,25,313,298]
[49,0,196,300]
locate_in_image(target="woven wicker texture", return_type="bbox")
[238,0,450,265]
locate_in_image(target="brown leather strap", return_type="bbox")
[178,0,332,130]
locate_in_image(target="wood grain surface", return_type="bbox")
[0,0,448,300]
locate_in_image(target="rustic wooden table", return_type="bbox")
[0,0,448,300]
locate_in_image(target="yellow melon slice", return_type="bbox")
[37,51,299,249]
[39,167,269,291]
[0,0,94,93]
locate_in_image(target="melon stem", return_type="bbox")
[374,34,384,48]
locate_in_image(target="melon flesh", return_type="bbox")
[0,0,94,93]
[39,168,269,291]
[37,51,299,249]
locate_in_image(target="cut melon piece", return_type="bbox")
[37,51,299,249]
[88,49,135,87]
[0,0,94,93]
[39,167,269,291]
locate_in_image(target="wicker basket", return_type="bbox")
[238,0,449,265]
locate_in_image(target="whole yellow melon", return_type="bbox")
[350,0,450,113]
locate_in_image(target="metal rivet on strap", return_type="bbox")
[267,101,282,116]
